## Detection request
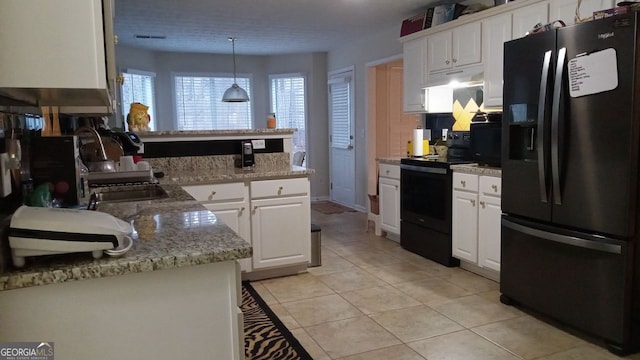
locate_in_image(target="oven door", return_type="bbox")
[400,164,451,233]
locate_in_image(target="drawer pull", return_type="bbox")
[208,191,217,200]
[470,199,476,206]
[278,186,283,195]
[386,170,390,175]
[491,184,498,192]
[480,201,485,208]
[461,180,466,187]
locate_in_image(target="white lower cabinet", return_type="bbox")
[251,195,310,269]
[250,178,311,269]
[183,177,311,274]
[379,163,401,240]
[452,172,502,278]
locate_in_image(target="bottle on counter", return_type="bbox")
[267,113,276,129]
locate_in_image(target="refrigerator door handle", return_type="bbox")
[502,218,622,254]
[537,50,553,203]
[551,47,566,205]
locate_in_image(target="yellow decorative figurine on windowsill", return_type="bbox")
[127,102,150,131]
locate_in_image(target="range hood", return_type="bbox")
[425,64,484,88]
[0,88,112,107]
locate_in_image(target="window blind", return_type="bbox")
[270,75,306,153]
[329,77,351,149]
[121,71,156,130]
[174,75,252,130]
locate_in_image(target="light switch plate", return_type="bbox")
[251,139,266,149]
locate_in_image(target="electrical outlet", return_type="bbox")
[251,139,266,149]
[442,129,448,141]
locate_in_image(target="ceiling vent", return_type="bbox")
[134,35,166,39]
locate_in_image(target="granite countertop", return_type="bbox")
[135,128,296,137]
[0,165,315,291]
[159,165,314,185]
[0,186,251,291]
[451,164,502,177]
[377,157,402,165]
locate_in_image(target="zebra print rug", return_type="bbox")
[242,282,313,360]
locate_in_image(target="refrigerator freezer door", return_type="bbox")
[502,31,555,222]
[501,216,633,348]
[552,15,639,238]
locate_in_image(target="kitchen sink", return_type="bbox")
[92,184,169,204]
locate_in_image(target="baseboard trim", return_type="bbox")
[459,260,500,283]
[241,263,308,281]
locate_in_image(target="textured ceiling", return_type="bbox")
[114,0,445,55]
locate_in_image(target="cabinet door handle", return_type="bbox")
[491,184,498,192]
[385,170,390,175]
[480,201,485,208]
[278,186,283,195]
[452,58,457,63]
[114,34,118,45]
[395,185,399,190]
[208,190,217,200]
[239,206,245,215]
[445,60,450,65]
[470,199,476,206]
[461,180,466,187]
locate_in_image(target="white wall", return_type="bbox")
[116,47,330,199]
[327,25,403,209]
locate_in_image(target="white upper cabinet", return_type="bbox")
[549,0,614,25]
[427,22,482,74]
[483,13,512,108]
[403,37,427,113]
[0,0,114,107]
[512,2,549,39]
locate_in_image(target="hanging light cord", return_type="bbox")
[230,37,238,83]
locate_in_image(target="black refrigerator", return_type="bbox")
[501,13,640,354]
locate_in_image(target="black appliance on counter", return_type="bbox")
[470,112,502,167]
[501,13,640,355]
[400,130,471,267]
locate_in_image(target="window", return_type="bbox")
[174,74,252,130]
[270,74,306,156]
[121,70,156,131]
[328,74,352,149]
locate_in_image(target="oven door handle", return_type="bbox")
[400,164,447,174]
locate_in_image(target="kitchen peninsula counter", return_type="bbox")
[0,183,249,359]
[0,185,251,292]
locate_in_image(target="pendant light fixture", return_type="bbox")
[222,37,250,102]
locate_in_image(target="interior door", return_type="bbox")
[329,69,356,207]
[551,17,638,237]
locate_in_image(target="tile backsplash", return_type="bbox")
[452,85,484,130]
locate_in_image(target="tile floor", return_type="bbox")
[252,210,640,360]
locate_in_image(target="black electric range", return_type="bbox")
[399,132,473,266]
[400,156,473,168]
